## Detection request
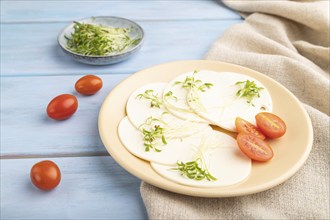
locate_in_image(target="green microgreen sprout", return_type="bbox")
[65,21,141,56]
[139,116,168,152]
[136,90,162,108]
[173,157,217,181]
[163,91,178,102]
[171,135,219,182]
[174,70,213,92]
[235,80,264,106]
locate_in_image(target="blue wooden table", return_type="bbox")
[1,1,241,219]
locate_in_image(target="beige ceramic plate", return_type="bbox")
[98,60,313,197]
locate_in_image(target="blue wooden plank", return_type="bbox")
[0,156,147,219]
[1,74,128,157]
[1,20,242,76]
[1,0,240,23]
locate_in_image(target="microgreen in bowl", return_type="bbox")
[65,21,141,56]
[58,16,144,65]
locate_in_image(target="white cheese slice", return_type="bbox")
[118,116,213,165]
[126,82,168,128]
[151,130,251,187]
[186,71,273,132]
[126,82,208,136]
[162,72,209,123]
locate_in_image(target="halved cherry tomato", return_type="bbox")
[235,117,266,140]
[255,112,286,139]
[47,94,78,120]
[236,133,273,162]
[30,160,61,191]
[75,75,103,96]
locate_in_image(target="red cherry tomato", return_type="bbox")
[236,133,274,162]
[30,160,61,191]
[75,75,103,96]
[235,117,266,140]
[47,94,78,120]
[255,112,286,139]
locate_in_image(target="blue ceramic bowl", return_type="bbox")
[58,16,144,65]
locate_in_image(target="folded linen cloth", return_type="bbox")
[141,1,330,219]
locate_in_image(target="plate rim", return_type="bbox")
[98,60,313,197]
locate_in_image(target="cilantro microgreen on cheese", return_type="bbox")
[174,158,217,181]
[139,116,168,152]
[163,91,178,102]
[235,80,263,105]
[174,70,213,92]
[136,90,162,108]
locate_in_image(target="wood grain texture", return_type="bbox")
[1,0,243,218]
[1,74,129,157]
[0,156,147,219]
[1,0,240,23]
[1,20,241,76]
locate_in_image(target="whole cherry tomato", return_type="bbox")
[47,94,78,120]
[235,117,266,140]
[236,133,274,162]
[255,112,286,139]
[30,160,61,191]
[75,75,103,95]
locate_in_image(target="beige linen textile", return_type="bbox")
[141,1,330,219]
